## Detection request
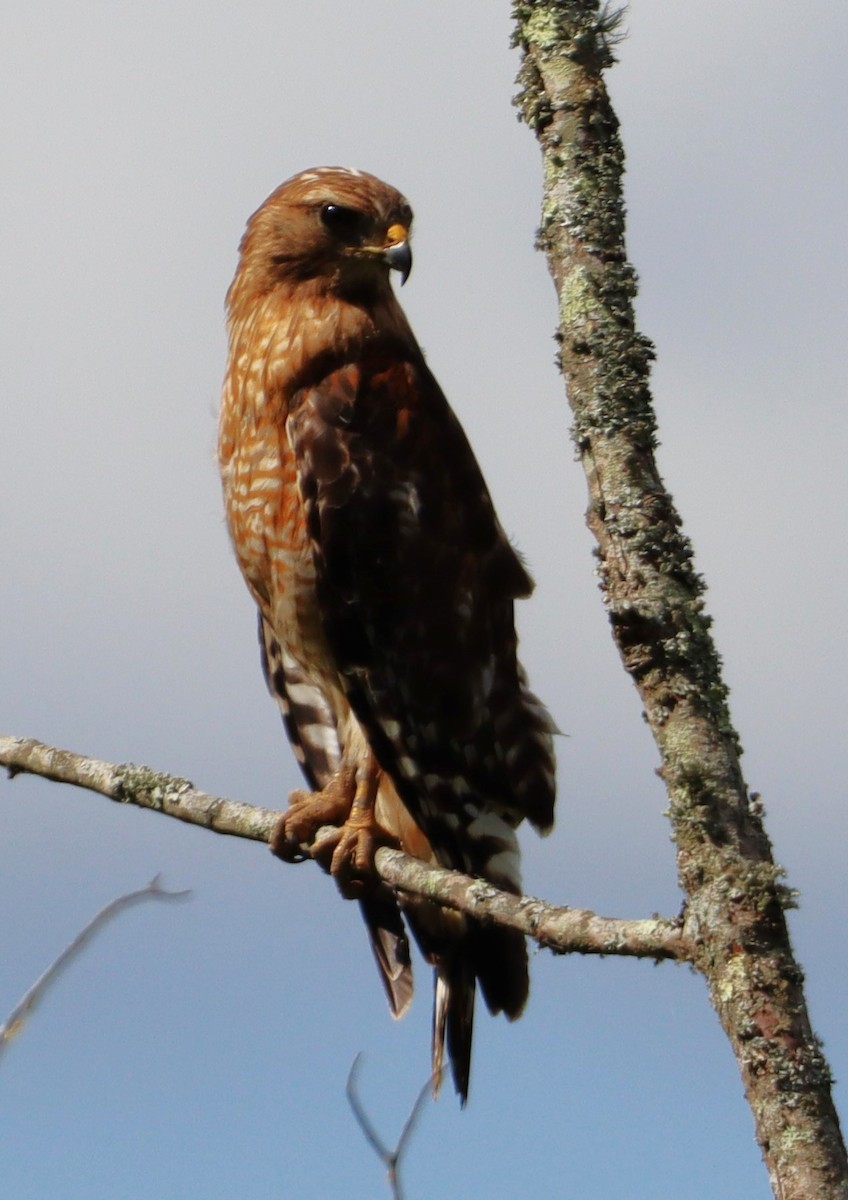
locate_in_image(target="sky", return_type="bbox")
[1,2,846,1197]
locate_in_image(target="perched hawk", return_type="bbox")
[219,166,556,1101]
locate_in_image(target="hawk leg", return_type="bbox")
[270,758,390,895]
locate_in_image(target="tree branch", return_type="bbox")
[0,734,279,841]
[0,875,189,1062]
[374,846,684,960]
[0,734,686,963]
[346,1055,432,1200]
[512,4,847,1198]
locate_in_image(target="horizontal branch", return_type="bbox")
[0,734,688,962]
[373,847,685,960]
[0,733,279,841]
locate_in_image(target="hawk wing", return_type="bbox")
[288,341,556,1073]
[289,343,555,849]
[258,612,413,1020]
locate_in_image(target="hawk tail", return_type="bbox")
[432,953,475,1105]
[431,923,528,1104]
[358,891,413,1019]
[472,922,529,1021]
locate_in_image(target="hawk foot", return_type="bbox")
[269,773,353,864]
[269,766,394,899]
[312,814,389,899]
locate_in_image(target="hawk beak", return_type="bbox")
[383,224,412,285]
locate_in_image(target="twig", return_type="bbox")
[1,734,689,963]
[0,875,190,1061]
[346,1054,431,1200]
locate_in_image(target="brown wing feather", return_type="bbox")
[288,343,555,1096]
[259,614,413,1019]
[289,344,552,866]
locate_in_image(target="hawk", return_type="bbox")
[219,166,556,1101]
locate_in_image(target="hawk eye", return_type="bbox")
[320,204,367,240]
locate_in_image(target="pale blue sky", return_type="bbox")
[2,3,846,1197]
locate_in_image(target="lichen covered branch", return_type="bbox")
[512,4,847,1197]
[374,847,684,960]
[1,734,685,963]
[0,733,279,842]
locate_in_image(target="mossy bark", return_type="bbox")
[511,4,847,1197]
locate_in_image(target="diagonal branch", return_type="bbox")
[512,4,847,1198]
[0,875,190,1062]
[0,734,687,962]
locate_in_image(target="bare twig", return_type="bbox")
[346,1054,431,1200]
[1,734,689,963]
[0,875,190,1061]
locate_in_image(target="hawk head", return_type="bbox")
[233,166,413,302]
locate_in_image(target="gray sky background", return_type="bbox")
[2,3,846,1197]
